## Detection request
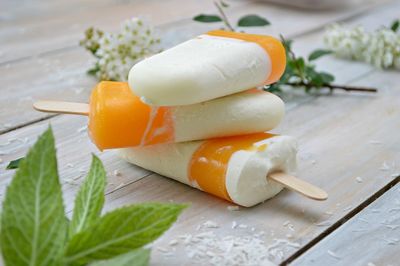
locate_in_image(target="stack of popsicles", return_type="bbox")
[34,30,327,207]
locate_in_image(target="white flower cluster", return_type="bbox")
[82,18,161,81]
[324,24,400,70]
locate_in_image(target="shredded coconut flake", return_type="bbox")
[202,220,219,229]
[327,250,341,260]
[380,161,390,171]
[356,176,363,183]
[227,205,240,211]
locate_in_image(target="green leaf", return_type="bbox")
[69,155,106,237]
[90,249,150,266]
[193,14,222,23]
[0,127,67,266]
[220,0,229,8]
[308,49,332,61]
[390,19,399,32]
[264,84,282,94]
[65,203,187,265]
[6,157,24,170]
[87,64,100,76]
[237,15,270,27]
[319,72,335,84]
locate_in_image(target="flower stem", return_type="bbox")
[285,81,378,93]
[214,0,235,31]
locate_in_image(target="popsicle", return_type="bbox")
[129,30,286,106]
[119,133,328,206]
[33,81,285,150]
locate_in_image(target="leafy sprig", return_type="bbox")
[266,36,377,94]
[193,0,269,31]
[193,0,377,94]
[0,127,186,266]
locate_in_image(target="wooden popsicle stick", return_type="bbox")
[268,172,328,201]
[33,101,89,116]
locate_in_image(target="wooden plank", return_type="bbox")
[0,0,387,133]
[291,183,400,266]
[1,0,382,64]
[0,0,245,64]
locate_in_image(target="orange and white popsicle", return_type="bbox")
[129,30,286,106]
[34,81,284,150]
[120,133,300,207]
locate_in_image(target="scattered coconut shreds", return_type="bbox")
[311,160,317,165]
[327,250,341,260]
[367,263,376,266]
[378,237,400,245]
[380,161,390,171]
[238,224,248,229]
[202,220,219,229]
[0,158,3,163]
[231,221,238,229]
[66,163,74,168]
[313,220,332,227]
[169,239,179,246]
[77,125,88,133]
[113,169,122,177]
[324,211,334,216]
[227,205,240,211]
[162,231,299,265]
[391,173,400,178]
[356,176,363,183]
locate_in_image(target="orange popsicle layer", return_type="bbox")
[189,132,274,201]
[207,30,286,85]
[89,81,174,150]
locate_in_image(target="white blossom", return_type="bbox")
[324,24,400,70]
[81,18,161,81]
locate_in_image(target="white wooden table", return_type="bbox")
[1,0,399,265]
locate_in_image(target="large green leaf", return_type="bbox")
[65,203,186,265]
[69,155,106,237]
[0,127,67,266]
[90,249,150,266]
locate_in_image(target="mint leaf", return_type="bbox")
[91,249,150,266]
[237,15,270,27]
[308,49,332,61]
[193,14,222,23]
[391,19,399,32]
[65,203,186,265]
[0,127,67,266]
[69,155,106,237]
[6,157,24,170]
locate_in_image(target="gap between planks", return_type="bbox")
[281,175,400,266]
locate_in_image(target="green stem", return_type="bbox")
[285,81,378,93]
[214,0,235,31]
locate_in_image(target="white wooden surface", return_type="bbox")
[1,0,399,265]
[292,183,400,266]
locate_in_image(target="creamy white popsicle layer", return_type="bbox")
[129,30,286,106]
[119,133,297,207]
